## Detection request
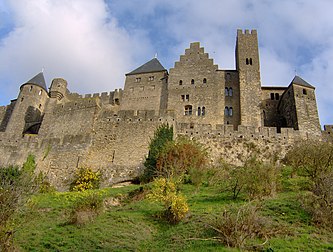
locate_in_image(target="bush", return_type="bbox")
[70,167,101,192]
[69,192,104,226]
[0,154,39,251]
[223,158,280,200]
[147,178,189,224]
[142,124,173,183]
[207,202,270,249]
[284,141,333,229]
[156,136,208,185]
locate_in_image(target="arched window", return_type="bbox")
[203,78,207,84]
[197,107,201,116]
[179,80,183,85]
[275,93,279,100]
[225,106,229,116]
[225,87,229,96]
[191,79,195,85]
[202,106,205,116]
[229,107,233,116]
[228,87,233,96]
[184,105,192,116]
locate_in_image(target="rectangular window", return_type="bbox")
[185,94,189,101]
[270,93,274,100]
[184,105,192,116]
[181,95,185,101]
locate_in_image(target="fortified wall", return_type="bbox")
[0,29,332,190]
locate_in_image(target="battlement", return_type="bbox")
[237,29,257,35]
[176,123,302,142]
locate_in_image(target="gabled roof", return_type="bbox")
[21,72,47,91]
[291,75,315,89]
[126,58,166,75]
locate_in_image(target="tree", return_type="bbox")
[142,124,173,182]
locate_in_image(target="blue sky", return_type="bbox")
[0,0,332,126]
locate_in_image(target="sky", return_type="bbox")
[0,0,332,126]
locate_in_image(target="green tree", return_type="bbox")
[0,154,39,251]
[142,124,173,182]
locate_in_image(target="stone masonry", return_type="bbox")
[0,29,332,190]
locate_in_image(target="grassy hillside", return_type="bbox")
[12,184,333,251]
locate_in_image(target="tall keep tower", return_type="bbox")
[236,29,262,128]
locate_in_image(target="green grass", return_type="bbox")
[12,184,333,251]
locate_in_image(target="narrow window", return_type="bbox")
[185,94,189,101]
[39,90,42,96]
[203,78,207,84]
[270,93,274,100]
[191,79,195,85]
[202,106,205,116]
[21,97,24,102]
[148,76,154,81]
[229,87,233,96]
[225,87,229,96]
[303,89,307,95]
[250,58,253,65]
[181,95,185,101]
[246,58,249,65]
[184,105,192,116]
[29,86,33,92]
[229,107,233,116]
[179,80,183,85]
[135,77,141,82]
[275,93,279,100]
[39,104,42,109]
[225,106,229,116]
[197,107,201,116]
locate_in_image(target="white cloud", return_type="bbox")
[0,0,152,100]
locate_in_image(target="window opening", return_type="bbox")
[270,93,274,100]
[229,107,233,116]
[250,58,253,65]
[197,107,201,116]
[181,95,185,101]
[184,105,192,116]
[191,79,195,85]
[185,94,189,101]
[303,89,307,95]
[38,90,42,96]
[179,80,183,85]
[29,86,33,92]
[225,106,229,116]
[203,78,207,84]
[225,87,229,96]
[135,77,141,82]
[228,88,233,96]
[246,58,249,65]
[275,93,279,100]
[202,106,205,116]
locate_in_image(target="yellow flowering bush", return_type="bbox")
[147,178,189,223]
[70,167,101,192]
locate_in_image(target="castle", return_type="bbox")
[0,29,332,190]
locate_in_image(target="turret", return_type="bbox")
[6,72,49,136]
[49,78,68,101]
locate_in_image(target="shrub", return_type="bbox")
[142,124,173,182]
[284,141,333,229]
[207,202,270,249]
[223,158,280,200]
[0,154,39,251]
[69,192,104,226]
[156,136,208,184]
[147,178,189,224]
[70,167,101,192]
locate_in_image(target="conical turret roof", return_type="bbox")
[21,72,47,91]
[126,58,166,75]
[291,75,315,89]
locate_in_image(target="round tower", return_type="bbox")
[6,72,49,136]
